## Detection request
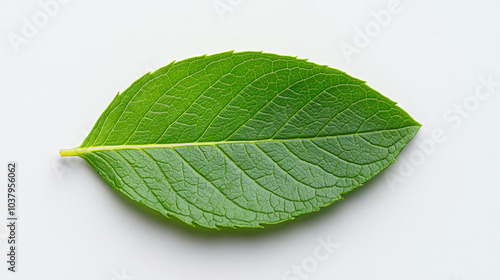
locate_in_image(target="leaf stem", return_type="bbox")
[59,148,80,157]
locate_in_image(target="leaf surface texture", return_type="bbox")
[63,51,421,228]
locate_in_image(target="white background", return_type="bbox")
[0,0,499,279]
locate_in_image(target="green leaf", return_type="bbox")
[60,51,421,229]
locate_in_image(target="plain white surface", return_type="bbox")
[1,0,499,279]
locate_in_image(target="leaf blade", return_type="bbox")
[63,51,421,228]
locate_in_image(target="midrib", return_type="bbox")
[59,126,418,157]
